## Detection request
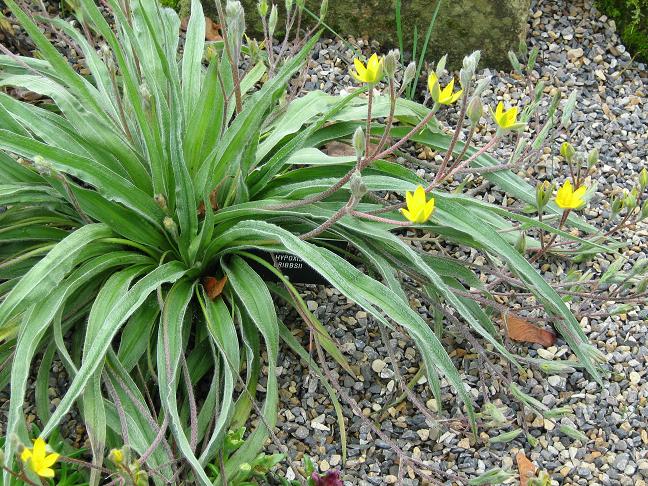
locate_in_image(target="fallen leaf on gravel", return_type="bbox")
[516,451,536,486]
[502,313,556,347]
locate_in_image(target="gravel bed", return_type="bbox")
[1,0,646,485]
[271,1,648,485]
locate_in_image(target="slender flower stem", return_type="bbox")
[349,210,411,226]
[299,205,350,240]
[365,89,373,155]
[433,93,469,184]
[371,79,397,158]
[436,136,500,185]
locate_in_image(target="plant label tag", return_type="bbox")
[249,240,347,284]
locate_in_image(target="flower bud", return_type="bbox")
[535,181,553,209]
[611,195,624,215]
[226,1,245,38]
[402,61,416,87]
[349,171,367,199]
[268,4,278,38]
[140,83,152,111]
[587,147,599,168]
[239,463,252,473]
[135,471,149,486]
[296,0,305,10]
[560,141,575,162]
[33,155,53,176]
[257,0,268,18]
[285,0,293,12]
[435,54,447,78]
[248,38,261,62]
[154,194,167,211]
[515,232,526,254]
[383,51,398,79]
[473,75,491,97]
[467,96,483,124]
[352,126,365,159]
[624,189,638,209]
[163,216,177,233]
[319,0,328,20]
[109,448,124,464]
[639,167,648,191]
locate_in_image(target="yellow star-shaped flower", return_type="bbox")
[351,54,384,84]
[20,437,59,478]
[555,180,587,209]
[427,72,463,105]
[400,185,435,224]
[492,101,519,130]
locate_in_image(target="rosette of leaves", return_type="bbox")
[0,0,612,484]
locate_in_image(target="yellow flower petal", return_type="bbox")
[495,101,504,121]
[367,53,379,72]
[21,449,32,462]
[400,208,414,222]
[38,467,55,478]
[42,453,60,469]
[33,438,46,460]
[405,190,414,209]
[427,72,438,93]
[573,185,587,199]
[413,185,426,206]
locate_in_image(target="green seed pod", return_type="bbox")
[639,167,648,191]
[296,0,305,10]
[641,200,648,219]
[285,0,293,12]
[587,147,599,168]
[352,126,365,159]
[560,141,575,161]
[257,0,268,17]
[467,96,483,124]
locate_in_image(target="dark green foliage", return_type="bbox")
[596,0,648,62]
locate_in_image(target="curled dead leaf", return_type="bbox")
[502,313,556,347]
[203,276,228,300]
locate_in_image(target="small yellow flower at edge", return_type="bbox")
[492,101,520,130]
[20,437,59,478]
[555,180,587,210]
[427,72,463,105]
[401,185,435,224]
[351,53,384,84]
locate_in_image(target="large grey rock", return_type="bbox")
[201,0,531,69]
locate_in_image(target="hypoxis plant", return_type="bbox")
[0,1,644,485]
